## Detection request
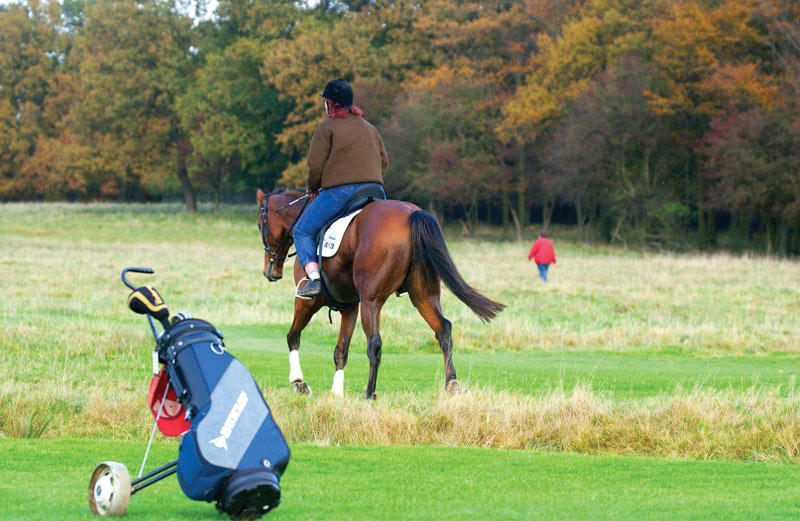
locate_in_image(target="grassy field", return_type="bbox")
[2,202,800,519]
[4,439,800,521]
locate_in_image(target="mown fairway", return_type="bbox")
[2,203,800,520]
[4,439,800,521]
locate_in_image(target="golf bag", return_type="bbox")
[90,268,290,520]
[157,317,290,517]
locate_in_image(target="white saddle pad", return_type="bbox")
[317,209,362,258]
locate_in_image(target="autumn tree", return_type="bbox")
[262,1,429,187]
[381,64,501,229]
[547,56,687,245]
[700,102,800,254]
[500,0,663,236]
[0,0,65,200]
[415,0,582,232]
[63,0,199,209]
[647,0,778,247]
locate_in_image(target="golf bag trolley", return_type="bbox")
[89,267,290,519]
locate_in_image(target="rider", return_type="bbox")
[293,78,389,298]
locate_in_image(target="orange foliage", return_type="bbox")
[648,0,777,115]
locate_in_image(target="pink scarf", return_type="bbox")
[325,99,363,119]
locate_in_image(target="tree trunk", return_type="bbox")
[508,206,523,243]
[707,209,716,247]
[697,204,707,250]
[502,190,509,231]
[765,215,779,255]
[517,147,527,230]
[176,139,196,213]
[428,201,441,225]
[734,211,749,240]
[778,224,791,258]
[468,196,478,230]
[575,196,585,238]
[177,165,197,213]
[542,197,554,231]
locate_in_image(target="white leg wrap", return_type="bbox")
[331,370,344,395]
[289,350,303,383]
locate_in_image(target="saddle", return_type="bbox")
[313,184,386,310]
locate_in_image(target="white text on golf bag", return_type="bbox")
[210,391,248,450]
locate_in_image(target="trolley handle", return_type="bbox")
[121,267,154,290]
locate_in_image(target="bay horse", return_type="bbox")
[256,188,504,399]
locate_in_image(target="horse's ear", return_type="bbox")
[257,188,265,206]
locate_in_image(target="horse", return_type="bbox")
[256,188,504,399]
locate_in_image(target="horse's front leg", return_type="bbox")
[287,296,322,396]
[331,304,359,395]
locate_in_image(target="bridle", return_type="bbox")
[260,193,311,262]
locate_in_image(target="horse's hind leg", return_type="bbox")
[331,304,359,395]
[361,298,386,400]
[287,297,322,395]
[407,272,464,394]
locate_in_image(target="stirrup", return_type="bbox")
[295,276,312,300]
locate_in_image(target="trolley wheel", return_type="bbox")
[88,461,131,516]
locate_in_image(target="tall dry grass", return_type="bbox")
[265,384,800,461]
[5,380,800,462]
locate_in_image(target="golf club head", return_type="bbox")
[127,285,170,329]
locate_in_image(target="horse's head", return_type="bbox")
[257,188,295,282]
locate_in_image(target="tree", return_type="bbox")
[700,99,800,255]
[547,56,687,246]
[178,39,290,208]
[500,0,663,233]
[382,63,501,230]
[65,0,199,209]
[263,1,428,186]
[0,0,65,200]
[406,0,573,232]
[647,0,778,247]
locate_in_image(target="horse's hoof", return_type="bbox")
[447,380,470,395]
[363,391,376,400]
[293,381,312,396]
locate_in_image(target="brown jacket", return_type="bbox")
[306,113,389,190]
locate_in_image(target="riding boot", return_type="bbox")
[297,279,322,298]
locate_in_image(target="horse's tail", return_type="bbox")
[409,210,505,323]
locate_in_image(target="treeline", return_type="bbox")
[2,0,800,253]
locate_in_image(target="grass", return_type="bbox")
[3,438,800,521]
[4,202,800,520]
[2,202,800,461]
[2,202,799,355]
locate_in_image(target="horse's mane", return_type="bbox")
[268,187,305,197]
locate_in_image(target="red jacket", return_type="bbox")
[528,237,556,265]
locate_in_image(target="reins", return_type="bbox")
[260,194,311,262]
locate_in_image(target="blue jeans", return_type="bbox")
[537,263,550,282]
[294,182,378,268]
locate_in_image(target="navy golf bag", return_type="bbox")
[89,268,289,520]
[158,318,290,519]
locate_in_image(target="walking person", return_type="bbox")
[527,231,557,282]
[294,78,389,298]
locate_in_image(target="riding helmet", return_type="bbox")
[320,78,354,107]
